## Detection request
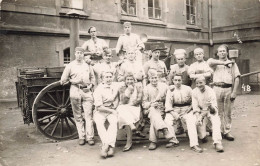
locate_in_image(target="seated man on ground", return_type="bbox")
[93,71,119,158]
[164,74,203,153]
[142,69,179,150]
[192,76,224,153]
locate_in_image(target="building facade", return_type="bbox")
[0,0,259,100]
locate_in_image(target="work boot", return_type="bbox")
[215,143,224,152]
[224,133,235,141]
[135,131,146,138]
[191,145,203,153]
[100,144,109,158]
[165,142,179,148]
[78,139,85,145]
[107,146,115,157]
[148,142,157,150]
[201,137,208,143]
[88,140,95,146]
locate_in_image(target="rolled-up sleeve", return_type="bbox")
[60,64,70,84]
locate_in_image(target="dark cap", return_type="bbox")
[150,44,167,52]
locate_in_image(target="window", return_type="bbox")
[186,0,196,25]
[148,0,162,19]
[61,0,83,10]
[63,48,70,65]
[121,0,137,16]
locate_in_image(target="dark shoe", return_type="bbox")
[215,143,224,152]
[165,142,179,148]
[191,145,203,153]
[78,139,85,145]
[107,146,115,157]
[123,143,132,152]
[224,133,235,141]
[100,144,109,158]
[201,137,208,143]
[148,142,157,150]
[135,131,146,138]
[87,140,95,146]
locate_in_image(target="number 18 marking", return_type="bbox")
[242,84,251,92]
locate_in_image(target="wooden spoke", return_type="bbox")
[50,118,60,136]
[64,117,72,135]
[65,96,70,106]
[40,100,58,110]
[38,113,58,122]
[47,92,59,106]
[67,117,76,126]
[60,118,64,137]
[55,90,61,104]
[37,108,57,113]
[43,116,58,131]
[62,88,66,105]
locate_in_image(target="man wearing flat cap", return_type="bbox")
[60,47,96,146]
[82,26,108,64]
[143,45,168,84]
[116,22,145,62]
[168,49,191,86]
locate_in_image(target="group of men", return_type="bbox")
[60,21,241,158]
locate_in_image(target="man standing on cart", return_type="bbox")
[82,26,108,65]
[60,47,96,146]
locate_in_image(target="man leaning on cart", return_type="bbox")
[60,47,96,146]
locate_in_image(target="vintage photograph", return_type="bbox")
[0,0,259,166]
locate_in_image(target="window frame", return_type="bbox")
[186,0,196,25]
[148,0,162,20]
[121,0,137,16]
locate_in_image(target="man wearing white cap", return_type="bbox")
[192,76,224,152]
[168,49,191,86]
[82,26,108,64]
[188,48,213,88]
[60,47,96,146]
[143,45,168,84]
[116,22,145,62]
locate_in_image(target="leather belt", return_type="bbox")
[174,103,191,107]
[72,84,89,89]
[213,82,232,88]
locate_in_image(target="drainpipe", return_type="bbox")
[208,0,213,57]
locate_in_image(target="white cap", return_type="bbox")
[174,49,186,55]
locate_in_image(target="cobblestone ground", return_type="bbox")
[0,95,260,166]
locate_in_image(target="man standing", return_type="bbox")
[168,49,191,86]
[82,26,108,64]
[116,22,144,62]
[188,48,213,88]
[207,44,240,141]
[93,48,118,85]
[192,76,224,152]
[93,71,119,158]
[60,47,95,146]
[143,45,168,84]
[164,74,203,153]
[142,69,178,150]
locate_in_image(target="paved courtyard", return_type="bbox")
[0,95,260,166]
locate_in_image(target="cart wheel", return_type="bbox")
[32,81,78,140]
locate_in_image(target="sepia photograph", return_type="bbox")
[0,0,259,165]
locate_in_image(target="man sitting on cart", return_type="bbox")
[60,47,96,146]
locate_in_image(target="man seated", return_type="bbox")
[142,69,178,150]
[164,74,203,153]
[93,71,119,158]
[192,76,224,152]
